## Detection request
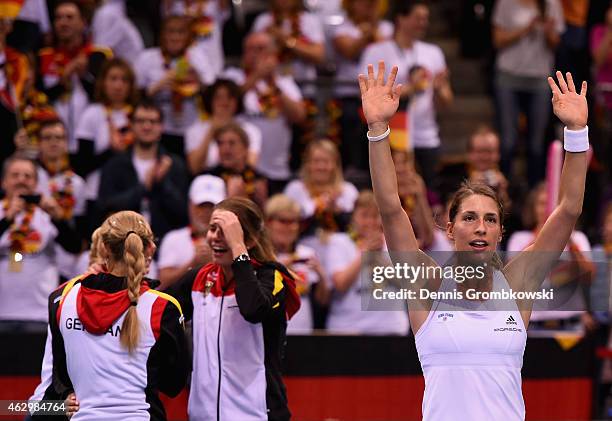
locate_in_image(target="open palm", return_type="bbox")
[358,61,402,126]
[548,71,588,130]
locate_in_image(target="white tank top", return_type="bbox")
[415,270,527,421]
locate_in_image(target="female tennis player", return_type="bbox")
[47,211,188,420]
[360,61,588,420]
[168,197,299,421]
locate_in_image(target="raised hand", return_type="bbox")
[547,71,588,130]
[358,61,402,130]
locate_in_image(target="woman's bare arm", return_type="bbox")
[506,71,588,291]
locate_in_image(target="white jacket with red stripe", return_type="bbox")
[170,260,295,421]
[48,273,189,421]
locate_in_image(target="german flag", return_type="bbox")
[0,0,23,19]
[388,110,410,151]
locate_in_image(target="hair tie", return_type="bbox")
[130,301,138,307]
[125,230,138,240]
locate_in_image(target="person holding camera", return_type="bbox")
[0,154,81,331]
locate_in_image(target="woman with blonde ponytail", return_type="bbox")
[168,197,300,421]
[47,211,189,421]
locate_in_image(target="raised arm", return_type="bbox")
[532,72,588,253]
[506,71,589,289]
[359,61,418,252]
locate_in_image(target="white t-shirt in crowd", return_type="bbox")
[507,230,591,321]
[223,67,303,180]
[163,0,229,76]
[283,179,359,219]
[360,39,447,149]
[319,232,410,335]
[493,0,565,78]
[134,47,216,136]
[75,103,131,199]
[251,11,324,95]
[131,155,155,223]
[46,76,90,152]
[333,19,394,97]
[131,155,155,184]
[185,118,262,170]
[278,243,320,334]
[17,0,50,32]
[0,206,60,322]
[36,166,87,280]
[92,0,144,65]
[157,226,195,270]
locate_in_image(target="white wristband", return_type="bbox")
[367,125,390,142]
[563,126,589,153]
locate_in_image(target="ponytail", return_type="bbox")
[120,231,146,353]
[99,211,153,354]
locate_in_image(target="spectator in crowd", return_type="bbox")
[158,174,225,289]
[391,147,435,250]
[507,182,595,330]
[12,54,58,160]
[0,154,80,330]
[205,123,267,208]
[265,194,329,334]
[36,119,87,280]
[224,31,306,194]
[98,100,189,241]
[74,58,139,206]
[284,139,358,236]
[185,78,261,175]
[591,3,612,117]
[7,0,51,53]
[360,1,453,185]
[556,0,590,87]
[492,0,565,186]
[437,125,512,211]
[333,0,394,173]
[251,0,324,98]
[38,1,111,150]
[91,0,145,65]
[161,0,230,76]
[134,14,216,157]
[324,190,409,335]
[0,9,30,165]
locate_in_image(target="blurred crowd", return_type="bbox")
[0,0,610,342]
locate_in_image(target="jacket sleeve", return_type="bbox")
[71,138,115,178]
[154,155,189,227]
[164,267,199,322]
[98,156,144,213]
[52,218,82,254]
[148,299,190,397]
[233,261,286,324]
[48,288,74,401]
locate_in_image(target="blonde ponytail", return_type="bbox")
[99,211,154,354]
[120,232,146,353]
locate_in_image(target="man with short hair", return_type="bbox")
[98,101,189,241]
[0,154,80,329]
[223,31,305,195]
[36,119,87,279]
[158,174,226,289]
[38,0,111,149]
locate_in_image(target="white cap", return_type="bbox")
[189,175,226,205]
